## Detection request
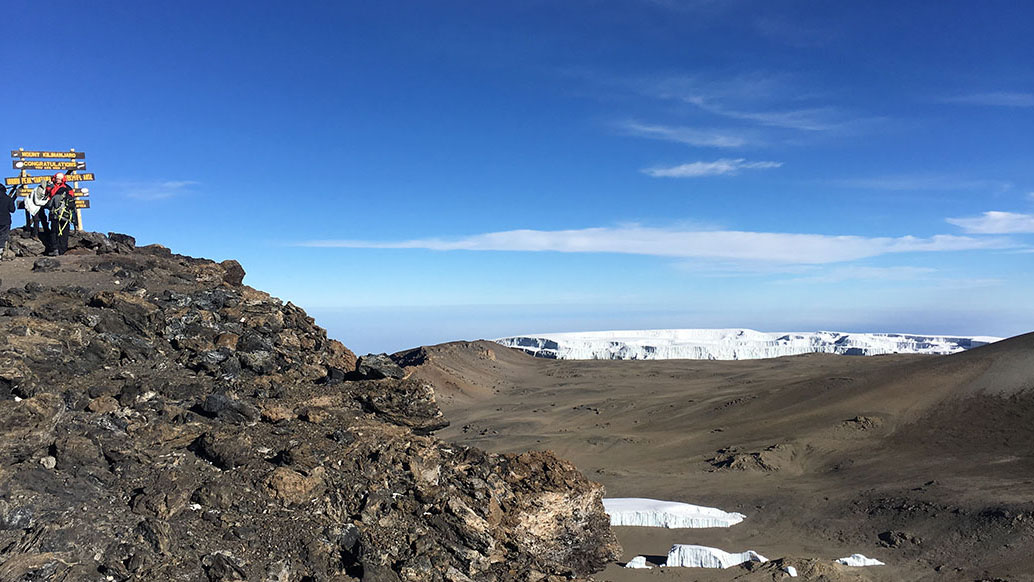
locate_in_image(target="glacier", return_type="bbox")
[496,328,1000,361]
[603,498,745,528]
[835,554,885,566]
[664,544,768,568]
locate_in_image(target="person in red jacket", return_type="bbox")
[45,172,68,200]
[44,173,74,256]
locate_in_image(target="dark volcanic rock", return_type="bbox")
[0,232,619,582]
[200,393,260,424]
[8,231,46,257]
[356,353,406,380]
[31,257,60,272]
[219,259,246,286]
[107,232,136,251]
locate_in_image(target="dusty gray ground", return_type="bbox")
[399,337,1034,581]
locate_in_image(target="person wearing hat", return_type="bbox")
[0,184,16,259]
[44,173,74,256]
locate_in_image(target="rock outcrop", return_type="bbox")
[0,230,619,581]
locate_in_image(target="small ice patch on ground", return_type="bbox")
[784,565,798,576]
[835,554,885,566]
[664,544,767,568]
[603,497,745,528]
[624,556,651,569]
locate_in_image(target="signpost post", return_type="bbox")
[8,148,92,229]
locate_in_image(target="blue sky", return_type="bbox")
[6,1,1033,353]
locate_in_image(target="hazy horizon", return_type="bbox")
[307,303,1020,355]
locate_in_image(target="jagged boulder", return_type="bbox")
[355,353,406,380]
[6,231,45,257]
[219,259,246,286]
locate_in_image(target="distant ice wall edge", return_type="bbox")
[496,328,1000,361]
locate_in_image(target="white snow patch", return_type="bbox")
[603,498,745,528]
[784,565,798,577]
[624,556,652,569]
[496,328,1000,361]
[664,544,767,568]
[835,554,885,566]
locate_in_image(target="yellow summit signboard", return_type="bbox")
[10,149,85,159]
[5,173,95,186]
[13,159,87,171]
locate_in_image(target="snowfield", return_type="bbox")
[623,556,651,569]
[603,498,746,528]
[835,554,885,566]
[496,328,1000,360]
[664,544,768,568]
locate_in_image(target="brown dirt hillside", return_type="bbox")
[399,336,1034,582]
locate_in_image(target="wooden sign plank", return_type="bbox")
[12,160,87,171]
[5,173,95,186]
[11,150,85,159]
[9,187,87,196]
[74,199,91,209]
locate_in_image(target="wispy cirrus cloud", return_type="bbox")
[782,265,936,284]
[947,211,1034,234]
[296,226,1012,265]
[114,180,200,201]
[940,92,1034,108]
[643,158,782,178]
[616,121,754,148]
[830,175,1013,192]
[642,73,884,133]
[752,15,835,48]
[684,96,851,131]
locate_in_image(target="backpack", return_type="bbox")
[48,189,75,232]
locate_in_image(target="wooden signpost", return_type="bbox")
[5,173,95,186]
[13,159,87,171]
[10,150,85,159]
[8,148,93,229]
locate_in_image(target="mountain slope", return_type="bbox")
[0,230,619,582]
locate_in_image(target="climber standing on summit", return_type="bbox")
[44,172,74,256]
[0,184,16,258]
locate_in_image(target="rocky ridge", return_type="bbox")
[0,229,619,581]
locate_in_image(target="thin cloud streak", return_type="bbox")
[783,265,936,284]
[297,226,1012,265]
[640,74,883,133]
[643,158,782,178]
[617,121,752,148]
[948,211,1034,234]
[831,175,1013,192]
[114,180,200,201]
[685,96,848,131]
[752,15,834,48]
[941,92,1034,108]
